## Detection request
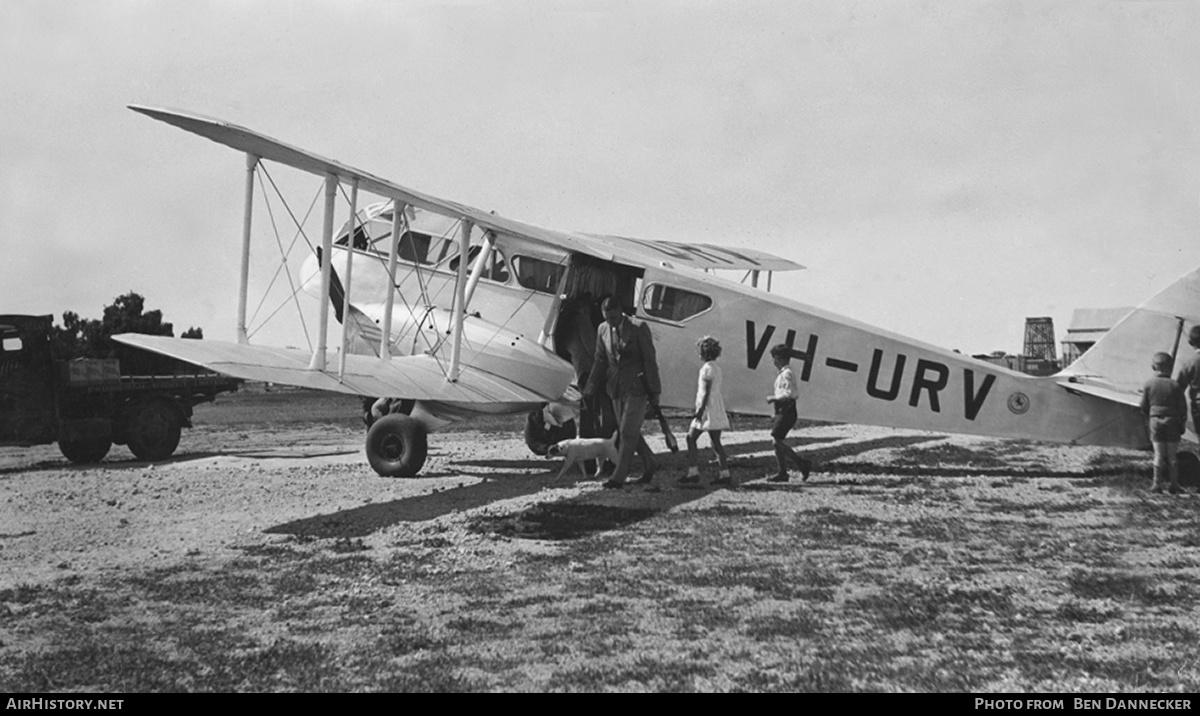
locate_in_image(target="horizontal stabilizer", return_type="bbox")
[1055,378,1142,408]
[111,334,567,404]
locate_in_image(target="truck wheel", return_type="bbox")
[59,436,112,464]
[126,399,182,461]
[366,414,427,477]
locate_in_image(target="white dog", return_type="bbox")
[546,433,619,481]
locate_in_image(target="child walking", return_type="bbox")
[1141,351,1187,494]
[680,336,732,486]
[766,343,813,483]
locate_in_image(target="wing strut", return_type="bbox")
[448,219,473,382]
[308,174,338,371]
[1170,316,1187,365]
[538,255,572,347]
[380,202,406,359]
[463,230,495,308]
[237,153,259,344]
[338,178,360,378]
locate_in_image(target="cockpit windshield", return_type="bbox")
[334,203,460,266]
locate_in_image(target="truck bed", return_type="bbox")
[64,372,242,395]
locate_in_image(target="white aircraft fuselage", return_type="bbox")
[307,203,1147,449]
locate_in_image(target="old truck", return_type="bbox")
[0,314,241,463]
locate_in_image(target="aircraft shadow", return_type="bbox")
[266,471,566,539]
[454,458,555,471]
[264,434,952,540]
[719,434,842,457]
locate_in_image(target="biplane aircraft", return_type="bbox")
[116,105,1200,477]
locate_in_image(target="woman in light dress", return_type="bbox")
[680,336,732,486]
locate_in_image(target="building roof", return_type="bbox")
[1066,307,1135,333]
[1063,329,1109,345]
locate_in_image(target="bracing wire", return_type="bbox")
[243,168,324,349]
[240,166,565,386]
[245,165,318,349]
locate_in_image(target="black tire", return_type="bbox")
[59,436,112,464]
[1178,450,1200,488]
[125,399,183,461]
[366,414,428,477]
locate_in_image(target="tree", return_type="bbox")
[51,310,102,360]
[181,327,203,339]
[100,293,173,340]
[52,292,195,366]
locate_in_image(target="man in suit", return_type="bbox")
[583,295,661,488]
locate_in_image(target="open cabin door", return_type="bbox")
[548,254,641,385]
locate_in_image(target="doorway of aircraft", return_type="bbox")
[552,254,642,382]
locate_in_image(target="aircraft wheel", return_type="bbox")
[125,399,183,461]
[59,436,112,464]
[1178,450,1200,488]
[366,414,428,477]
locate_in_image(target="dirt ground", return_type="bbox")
[1,408,908,591]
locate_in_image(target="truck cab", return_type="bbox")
[0,316,59,447]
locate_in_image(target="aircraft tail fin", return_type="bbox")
[1060,264,1200,394]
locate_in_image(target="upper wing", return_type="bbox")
[112,334,570,404]
[130,105,802,274]
[572,232,802,273]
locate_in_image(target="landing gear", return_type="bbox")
[362,397,416,428]
[366,414,428,477]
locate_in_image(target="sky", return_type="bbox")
[3,0,1199,356]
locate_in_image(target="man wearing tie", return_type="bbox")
[583,295,661,488]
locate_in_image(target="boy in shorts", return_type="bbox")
[1141,351,1186,494]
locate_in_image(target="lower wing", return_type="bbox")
[112,333,571,405]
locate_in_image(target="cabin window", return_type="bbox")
[393,231,457,265]
[334,216,457,267]
[511,255,566,294]
[641,284,713,322]
[336,225,369,250]
[334,214,385,250]
[448,245,510,283]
